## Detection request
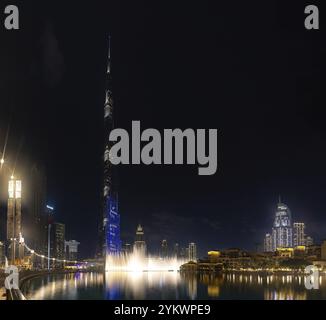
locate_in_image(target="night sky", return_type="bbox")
[1,1,326,258]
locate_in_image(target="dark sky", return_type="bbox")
[1,1,326,258]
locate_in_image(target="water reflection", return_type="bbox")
[22,271,326,300]
[23,272,104,300]
[105,271,181,300]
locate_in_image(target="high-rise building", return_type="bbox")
[52,223,65,267]
[272,199,293,250]
[133,224,146,255]
[65,240,80,261]
[306,236,314,246]
[6,177,23,263]
[100,37,121,257]
[42,206,67,269]
[30,164,47,253]
[264,233,273,252]
[41,205,55,257]
[293,222,305,247]
[188,242,197,262]
[161,240,168,258]
[179,247,187,259]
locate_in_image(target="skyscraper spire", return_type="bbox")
[278,195,281,204]
[107,36,111,74]
[99,36,121,257]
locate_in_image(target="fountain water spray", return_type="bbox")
[105,248,186,272]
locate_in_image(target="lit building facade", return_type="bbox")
[133,224,146,255]
[45,220,65,268]
[306,236,314,246]
[100,37,121,257]
[264,233,273,252]
[53,223,65,267]
[293,222,305,247]
[6,177,23,263]
[272,200,293,250]
[188,242,197,262]
[65,240,80,261]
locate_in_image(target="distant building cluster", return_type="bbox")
[121,224,197,262]
[0,167,80,269]
[263,198,314,253]
[181,241,326,273]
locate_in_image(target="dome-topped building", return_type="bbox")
[272,197,293,250]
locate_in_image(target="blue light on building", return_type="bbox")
[106,195,121,254]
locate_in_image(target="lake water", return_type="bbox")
[21,271,326,300]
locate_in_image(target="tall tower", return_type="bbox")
[293,222,305,247]
[101,37,121,256]
[30,164,47,253]
[7,177,23,263]
[264,233,273,252]
[133,224,146,255]
[188,242,197,262]
[272,198,293,250]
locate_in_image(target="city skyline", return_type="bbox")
[1,1,326,260]
[0,161,324,260]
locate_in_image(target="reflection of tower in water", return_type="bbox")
[264,288,307,300]
[199,273,223,298]
[180,272,197,300]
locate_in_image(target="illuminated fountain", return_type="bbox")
[105,248,186,272]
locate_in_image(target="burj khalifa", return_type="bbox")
[100,37,121,257]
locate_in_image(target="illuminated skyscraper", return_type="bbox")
[134,224,146,255]
[306,236,314,246]
[6,177,23,263]
[264,233,273,252]
[272,198,293,250]
[53,223,65,262]
[188,242,197,262]
[293,222,305,247]
[65,240,80,261]
[100,37,121,256]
